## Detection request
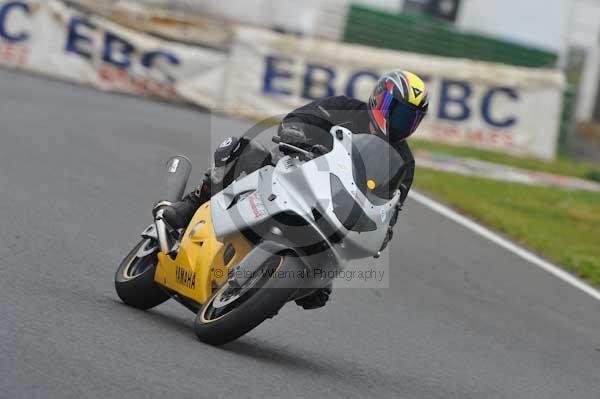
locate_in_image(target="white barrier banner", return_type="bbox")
[225,27,565,159]
[69,0,234,49]
[0,0,227,108]
[111,0,349,41]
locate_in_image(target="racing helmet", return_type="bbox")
[368,71,429,141]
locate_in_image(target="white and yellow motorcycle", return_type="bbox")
[115,126,404,345]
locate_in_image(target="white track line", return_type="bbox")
[408,190,600,302]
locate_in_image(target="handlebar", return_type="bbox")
[272,136,314,160]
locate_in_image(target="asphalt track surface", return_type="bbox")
[1,69,599,399]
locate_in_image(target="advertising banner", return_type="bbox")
[0,0,227,108]
[225,27,565,159]
[0,2,566,159]
[68,0,234,49]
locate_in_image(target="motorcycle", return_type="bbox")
[114,125,404,345]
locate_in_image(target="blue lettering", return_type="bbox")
[438,80,472,121]
[141,51,180,82]
[141,50,180,69]
[302,63,335,100]
[102,31,134,68]
[0,1,30,42]
[481,87,519,127]
[263,55,292,96]
[65,18,95,59]
[345,70,378,98]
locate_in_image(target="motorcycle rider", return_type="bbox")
[160,70,429,309]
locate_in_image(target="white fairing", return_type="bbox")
[211,126,401,269]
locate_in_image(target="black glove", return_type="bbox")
[310,144,329,156]
[279,125,310,149]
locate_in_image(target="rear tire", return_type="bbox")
[115,240,169,310]
[194,255,302,345]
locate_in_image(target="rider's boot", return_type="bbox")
[295,283,332,310]
[158,176,211,229]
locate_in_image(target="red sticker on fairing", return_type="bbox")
[247,192,267,219]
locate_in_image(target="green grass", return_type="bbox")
[410,139,600,182]
[414,168,600,286]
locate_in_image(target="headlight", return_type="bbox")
[330,174,376,232]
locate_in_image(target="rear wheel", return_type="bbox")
[115,240,169,310]
[194,255,302,345]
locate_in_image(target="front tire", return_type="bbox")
[194,255,302,345]
[115,240,169,310]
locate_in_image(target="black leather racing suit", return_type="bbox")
[278,96,415,309]
[163,95,415,309]
[279,95,415,204]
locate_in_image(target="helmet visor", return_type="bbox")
[371,88,426,141]
[388,101,425,141]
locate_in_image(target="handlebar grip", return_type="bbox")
[272,136,282,144]
[159,155,192,204]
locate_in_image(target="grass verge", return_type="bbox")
[414,168,600,287]
[410,139,600,182]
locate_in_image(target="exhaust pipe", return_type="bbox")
[154,155,192,254]
[159,155,192,204]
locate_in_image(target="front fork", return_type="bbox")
[153,207,182,256]
[136,216,182,260]
[148,201,185,257]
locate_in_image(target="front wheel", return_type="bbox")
[115,239,170,310]
[194,255,303,345]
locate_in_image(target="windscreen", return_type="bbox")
[351,134,405,205]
